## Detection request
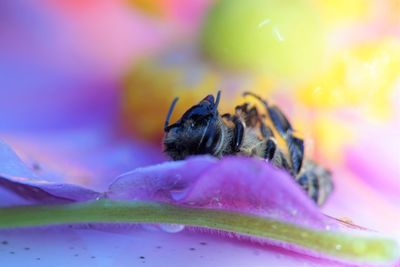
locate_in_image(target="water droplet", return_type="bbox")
[170,189,189,201]
[159,224,185,233]
[290,209,298,216]
[95,193,106,201]
[325,225,331,231]
[335,244,342,250]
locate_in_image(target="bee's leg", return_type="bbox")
[222,113,244,152]
[243,92,304,175]
[267,106,304,175]
[236,101,292,172]
[234,103,256,126]
[296,160,333,206]
[235,103,249,114]
[249,106,270,130]
[259,115,274,139]
[243,93,332,205]
[236,104,274,141]
[264,104,304,175]
[235,104,279,160]
[235,104,266,131]
[255,115,278,161]
[237,104,258,127]
[243,92,292,135]
[296,172,318,203]
[263,139,276,161]
[271,149,295,175]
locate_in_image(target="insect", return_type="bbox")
[163,91,333,205]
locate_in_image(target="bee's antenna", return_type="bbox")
[164,97,179,131]
[213,90,221,114]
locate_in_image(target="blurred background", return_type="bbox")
[0,0,399,235]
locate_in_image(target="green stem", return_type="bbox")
[0,200,397,264]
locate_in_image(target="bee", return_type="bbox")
[163,91,333,205]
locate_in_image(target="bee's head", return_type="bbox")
[163,91,222,160]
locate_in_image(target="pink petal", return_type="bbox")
[344,126,400,202]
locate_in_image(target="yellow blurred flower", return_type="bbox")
[298,39,400,119]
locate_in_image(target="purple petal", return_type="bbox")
[0,0,172,131]
[105,156,399,264]
[1,145,399,265]
[107,156,215,200]
[1,128,164,189]
[0,140,100,206]
[107,156,331,230]
[0,227,346,267]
